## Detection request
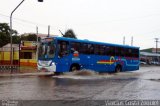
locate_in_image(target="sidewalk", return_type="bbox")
[0,72,54,77]
[0,66,54,77]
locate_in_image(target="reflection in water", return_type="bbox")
[0,66,160,100]
[0,76,57,100]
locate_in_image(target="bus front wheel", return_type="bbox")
[115,65,122,73]
[70,64,80,72]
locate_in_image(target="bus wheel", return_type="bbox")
[115,65,122,73]
[70,64,80,72]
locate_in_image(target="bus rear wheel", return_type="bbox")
[70,64,80,72]
[115,65,122,73]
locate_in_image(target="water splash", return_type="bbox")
[73,69,98,76]
[53,69,114,80]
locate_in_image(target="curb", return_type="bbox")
[0,72,54,77]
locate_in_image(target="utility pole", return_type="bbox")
[48,25,50,37]
[155,38,159,53]
[123,36,125,45]
[36,26,39,60]
[10,0,43,70]
[10,0,25,72]
[131,36,133,46]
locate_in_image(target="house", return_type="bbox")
[20,41,37,67]
[0,33,58,67]
[0,44,19,65]
[19,33,57,67]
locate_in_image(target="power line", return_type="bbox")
[0,13,8,18]
[0,13,64,34]
[0,13,61,29]
[0,13,47,27]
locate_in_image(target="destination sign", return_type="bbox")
[41,38,54,42]
[45,38,53,42]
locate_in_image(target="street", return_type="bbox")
[0,66,160,105]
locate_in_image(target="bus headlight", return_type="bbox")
[38,60,41,66]
[50,62,55,66]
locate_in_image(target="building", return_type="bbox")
[20,41,37,67]
[0,42,37,67]
[19,33,57,67]
[140,48,160,64]
[141,48,160,53]
[0,44,19,65]
[0,33,58,67]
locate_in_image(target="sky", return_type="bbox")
[0,0,160,49]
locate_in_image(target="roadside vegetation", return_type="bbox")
[0,23,77,47]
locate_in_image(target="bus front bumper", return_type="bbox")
[38,63,56,72]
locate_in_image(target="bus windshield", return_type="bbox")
[38,41,55,59]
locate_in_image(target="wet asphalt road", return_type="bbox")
[0,66,160,102]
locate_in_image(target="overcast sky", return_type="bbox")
[0,0,160,49]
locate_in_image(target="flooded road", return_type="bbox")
[0,66,160,101]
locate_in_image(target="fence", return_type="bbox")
[0,46,20,73]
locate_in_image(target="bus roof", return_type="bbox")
[44,36,139,49]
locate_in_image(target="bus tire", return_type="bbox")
[115,65,122,73]
[70,64,80,72]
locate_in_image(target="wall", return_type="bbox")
[20,59,37,67]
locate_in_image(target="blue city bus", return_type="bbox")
[38,37,139,73]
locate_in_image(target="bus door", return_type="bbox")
[56,40,70,72]
[70,42,81,66]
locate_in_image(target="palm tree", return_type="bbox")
[63,29,77,39]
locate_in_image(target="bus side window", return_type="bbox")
[71,42,81,53]
[99,45,105,55]
[125,48,132,57]
[71,42,76,53]
[58,40,69,57]
[110,46,115,56]
[129,48,132,57]
[121,48,125,57]
[115,47,123,56]
[115,47,118,56]
[80,43,88,54]
[132,48,139,58]
[88,44,94,54]
[105,46,110,56]
[94,45,100,55]
[79,43,94,54]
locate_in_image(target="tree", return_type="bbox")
[63,29,77,39]
[20,33,41,41]
[27,34,37,41]
[0,23,18,47]
[12,36,21,44]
